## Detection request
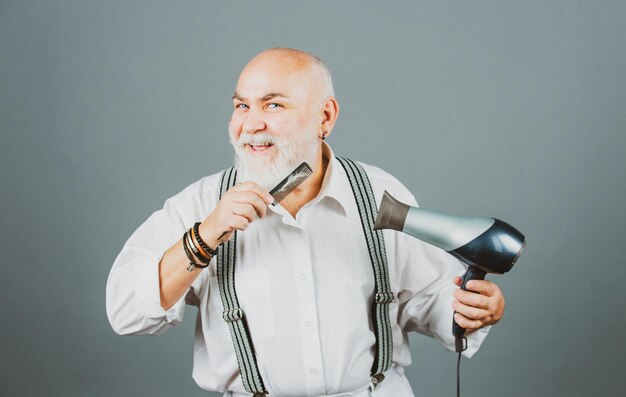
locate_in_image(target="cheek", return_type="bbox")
[277,114,311,134]
[228,115,243,139]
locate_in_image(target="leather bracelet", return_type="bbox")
[182,230,209,271]
[188,226,212,262]
[192,222,219,256]
[185,228,211,264]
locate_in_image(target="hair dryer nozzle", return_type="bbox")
[374,191,409,232]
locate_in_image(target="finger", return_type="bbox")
[230,182,273,204]
[452,300,491,322]
[454,313,484,331]
[465,280,498,296]
[230,202,259,223]
[228,215,251,232]
[230,191,269,218]
[453,288,490,309]
[453,276,462,286]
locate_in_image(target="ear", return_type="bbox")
[319,97,340,140]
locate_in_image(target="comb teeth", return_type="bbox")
[269,162,313,204]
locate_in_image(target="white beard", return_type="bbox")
[229,122,320,191]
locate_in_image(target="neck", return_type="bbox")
[281,143,329,217]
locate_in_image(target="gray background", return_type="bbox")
[1,1,625,396]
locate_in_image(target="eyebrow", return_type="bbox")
[232,92,290,102]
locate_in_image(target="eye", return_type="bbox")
[235,103,249,109]
[265,103,283,109]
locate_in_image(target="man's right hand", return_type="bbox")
[199,182,274,248]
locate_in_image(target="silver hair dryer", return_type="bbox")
[373,191,525,346]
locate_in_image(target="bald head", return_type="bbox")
[239,48,335,107]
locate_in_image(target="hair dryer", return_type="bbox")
[373,191,525,350]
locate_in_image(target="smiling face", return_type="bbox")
[228,50,325,190]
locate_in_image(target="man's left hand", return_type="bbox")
[451,277,506,331]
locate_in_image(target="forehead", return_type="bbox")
[235,57,315,101]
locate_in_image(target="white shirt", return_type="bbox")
[106,145,490,397]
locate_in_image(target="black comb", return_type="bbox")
[269,162,313,205]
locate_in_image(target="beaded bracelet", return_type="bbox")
[192,222,219,256]
[182,230,209,271]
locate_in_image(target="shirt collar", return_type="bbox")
[315,142,353,215]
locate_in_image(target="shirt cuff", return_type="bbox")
[130,252,185,323]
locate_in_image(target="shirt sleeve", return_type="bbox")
[105,195,206,336]
[395,197,491,358]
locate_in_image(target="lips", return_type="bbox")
[246,143,275,154]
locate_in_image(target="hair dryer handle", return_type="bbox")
[453,266,487,338]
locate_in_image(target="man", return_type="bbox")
[106,48,505,397]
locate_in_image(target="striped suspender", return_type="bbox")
[336,157,394,385]
[216,159,394,395]
[217,167,267,396]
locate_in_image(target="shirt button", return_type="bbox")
[304,321,312,327]
[299,274,306,280]
[310,367,317,374]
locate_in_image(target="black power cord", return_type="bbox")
[455,337,467,397]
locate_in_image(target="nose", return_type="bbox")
[241,107,267,134]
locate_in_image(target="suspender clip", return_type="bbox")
[222,308,243,322]
[370,373,385,390]
[375,291,394,304]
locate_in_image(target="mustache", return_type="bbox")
[236,132,279,147]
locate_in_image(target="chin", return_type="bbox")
[236,156,284,190]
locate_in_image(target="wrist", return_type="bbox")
[200,214,231,247]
